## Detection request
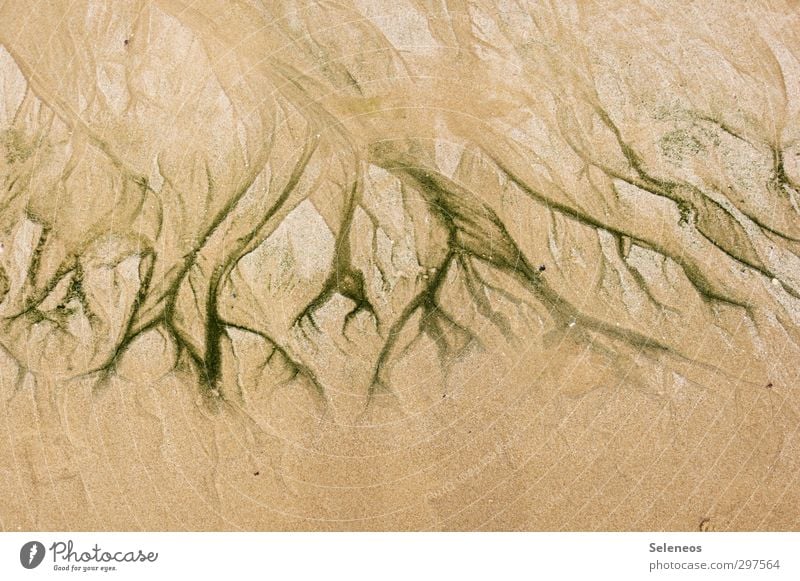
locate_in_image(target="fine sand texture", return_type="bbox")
[1,0,799,530]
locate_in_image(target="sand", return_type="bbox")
[0,0,799,531]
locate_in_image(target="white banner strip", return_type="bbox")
[1,532,798,580]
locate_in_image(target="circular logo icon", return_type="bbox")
[20,541,45,569]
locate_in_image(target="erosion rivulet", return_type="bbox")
[0,0,798,530]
